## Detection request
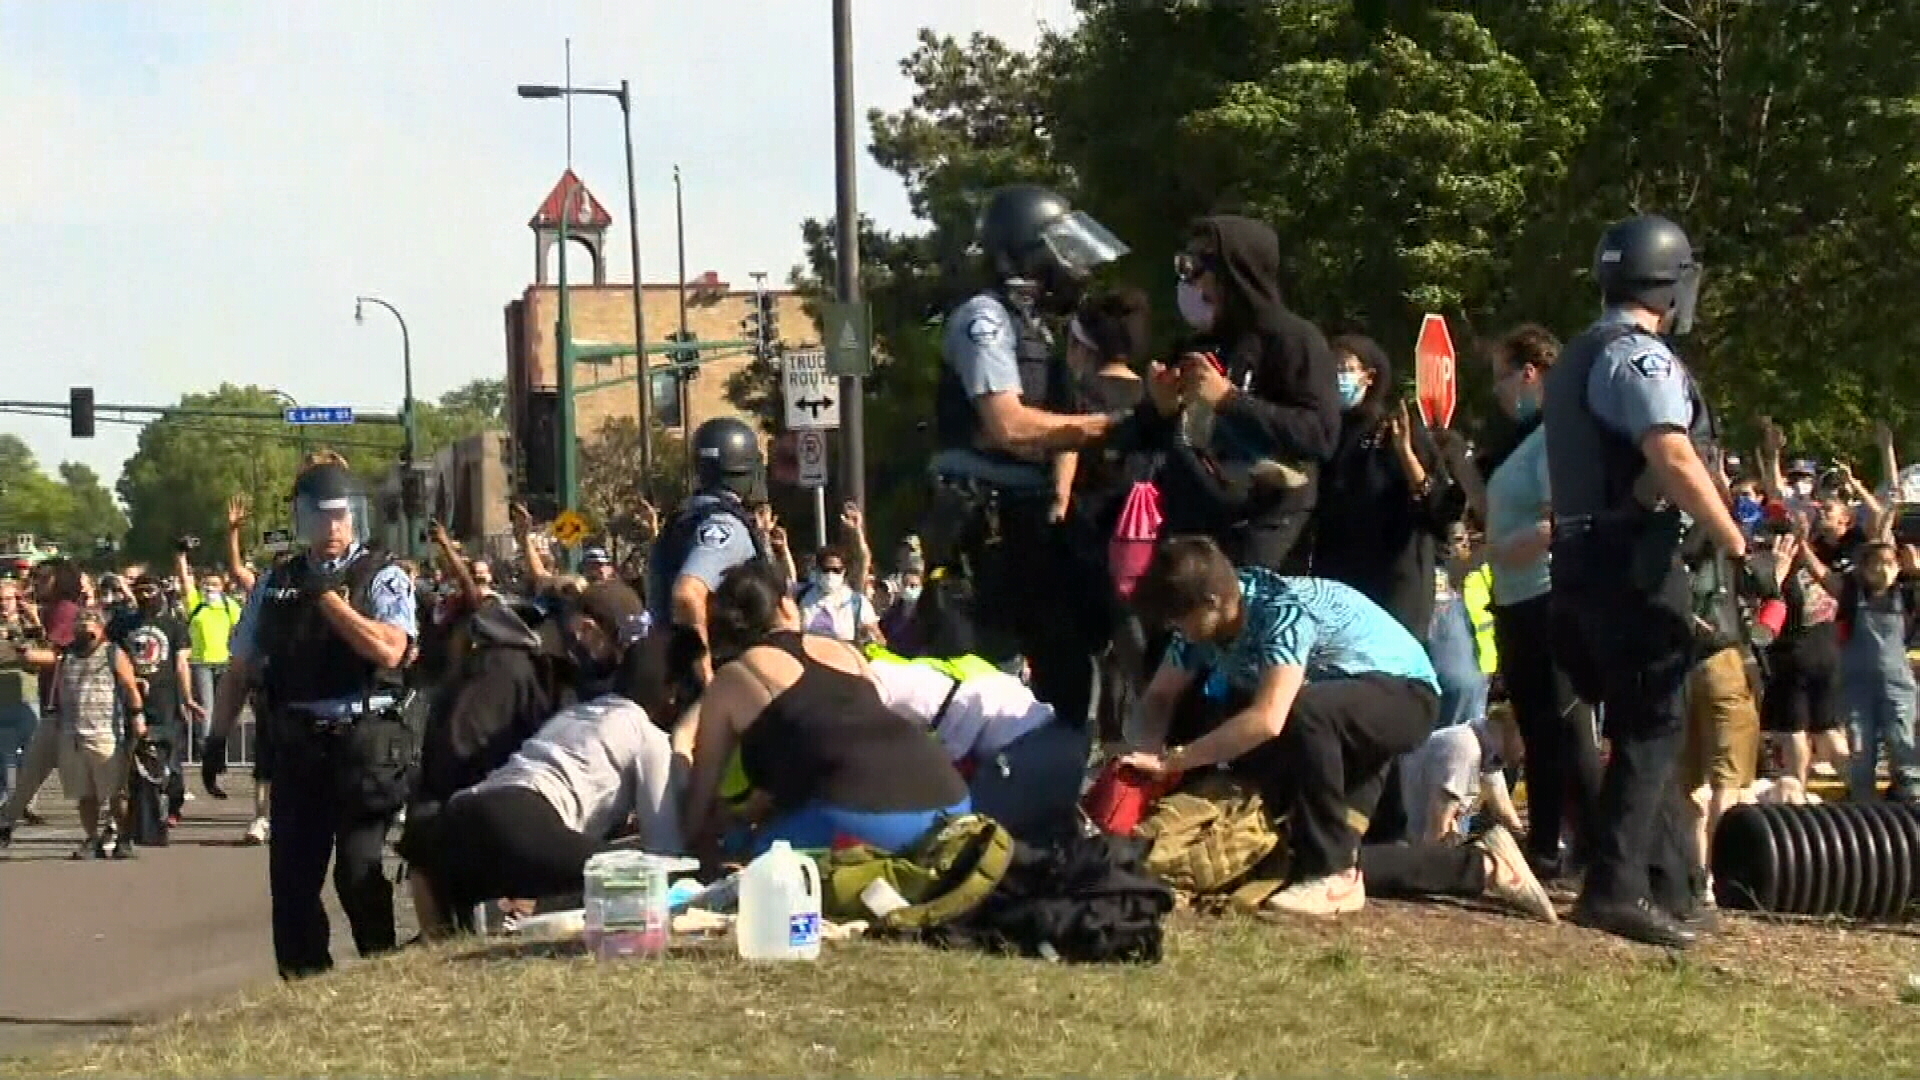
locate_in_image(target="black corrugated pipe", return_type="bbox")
[1711,801,1920,919]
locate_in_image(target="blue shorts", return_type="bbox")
[748,797,973,858]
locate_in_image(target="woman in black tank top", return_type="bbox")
[683,563,968,860]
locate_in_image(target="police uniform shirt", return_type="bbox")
[1165,569,1441,695]
[1585,309,1696,447]
[229,545,419,714]
[944,293,1024,403]
[654,494,760,626]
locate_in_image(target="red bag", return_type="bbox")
[1109,480,1164,599]
[1082,760,1181,836]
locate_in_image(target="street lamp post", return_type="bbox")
[831,0,866,513]
[518,80,652,498]
[353,296,418,557]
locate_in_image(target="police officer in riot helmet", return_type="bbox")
[648,415,772,693]
[925,184,1131,729]
[202,457,419,978]
[1544,214,1747,948]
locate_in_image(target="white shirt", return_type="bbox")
[798,582,878,643]
[461,695,683,852]
[867,662,1053,760]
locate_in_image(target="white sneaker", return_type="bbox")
[1263,868,1366,916]
[243,817,269,845]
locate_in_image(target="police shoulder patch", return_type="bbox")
[1627,347,1674,380]
[965,311,1006,347]
[696,518,736,549]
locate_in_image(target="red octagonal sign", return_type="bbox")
[1414,313,1457,430]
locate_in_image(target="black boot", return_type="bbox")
[1571,895,1698,949]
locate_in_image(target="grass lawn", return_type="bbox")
[13,901,1918,1079]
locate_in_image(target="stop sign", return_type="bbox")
[1414,313,1457,430]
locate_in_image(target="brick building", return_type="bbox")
[503,171,807,505]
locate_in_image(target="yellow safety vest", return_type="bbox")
[1461,564,1499,675]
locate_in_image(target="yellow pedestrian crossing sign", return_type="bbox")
[822,301,870,377]
[551,509,590,547]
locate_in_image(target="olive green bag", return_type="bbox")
[820,814,1015,929]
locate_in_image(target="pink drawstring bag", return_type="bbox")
[1109,480,1164,599]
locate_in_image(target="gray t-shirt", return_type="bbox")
[461,695,683,852]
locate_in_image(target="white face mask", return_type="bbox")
[1176,282,1214,331]
[1791,480,1815,499]
[819,571,846,593]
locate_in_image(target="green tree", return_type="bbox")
[579,415,689,562]
[0,436,129,559]
[435,378,507,425]
[57,462,128,555]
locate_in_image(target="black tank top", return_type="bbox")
[738,631,967,815]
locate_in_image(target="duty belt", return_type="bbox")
[285,691,412,734]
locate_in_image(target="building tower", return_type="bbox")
[530,169,611,285]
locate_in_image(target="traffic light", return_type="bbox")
[667,330,700,372]
[69,387,95,438]
[742,291,780,360]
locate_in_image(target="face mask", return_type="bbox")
[819,571,846,593]
[204,589,223,603]
[1792,480,1814,499]
[74,629,100,650]
[1512,393,1540,423]
[1176,282,1214,331]
[1733,495,1762,522]
[901,585,922,604]
[1336,372,1366,410]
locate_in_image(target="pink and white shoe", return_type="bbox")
[1263,867,1366,916]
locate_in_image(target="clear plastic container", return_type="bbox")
[582,851,700,960]
[736,840,823,961]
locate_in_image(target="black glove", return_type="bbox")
[293,560,345,601]
[202,734,230,799]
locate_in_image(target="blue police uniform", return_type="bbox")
[230,543,417,978]
[647,489,769,700]
[1545,307,1712,928]
[927,289,1098,726]
[1164,569,1441,879]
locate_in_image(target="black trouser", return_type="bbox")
[1234,674,1438,880]
[1221,510,1314,575]
[971,495,1097,729]
[1493,593,1603,866]
[1550,549,1700,914]
[1360,842,1486,897]
[423,787,597,913]
[268,718,397,979]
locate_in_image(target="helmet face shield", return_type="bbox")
[1665,263,1702,336]
[1039,212,1129,278]
[294,494,370,549]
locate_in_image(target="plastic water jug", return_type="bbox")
[736,840,823,960]
[583,851,700,960]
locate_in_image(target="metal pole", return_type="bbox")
[675,165,694,489]
[354,297,418,559]
[813,484,828,552]
[558,176,579,525]
[620,83,653,499]
[830,0,865,513]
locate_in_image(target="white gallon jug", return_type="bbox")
[583,851,699,960]
[736,840,823,960]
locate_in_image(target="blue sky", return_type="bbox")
[0,0,1076,486]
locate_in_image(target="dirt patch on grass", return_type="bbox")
[11,902,1916,1079]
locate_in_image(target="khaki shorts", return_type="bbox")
[1680,646,1761,793]
[58,733,125,803]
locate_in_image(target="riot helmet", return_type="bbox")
[291,461,370,556]
[976,185,1129,314]
[691,416,765,500]
[1595,215,1702,335]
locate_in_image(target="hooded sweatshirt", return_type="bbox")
[1131,216,1341,548]
[1311,337,1462,639]
[412,598,557,808]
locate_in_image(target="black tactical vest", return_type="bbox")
[1544,320,1713,522]
[935,290,1055,465]
[255,548,404,709]
[647,492,772,627]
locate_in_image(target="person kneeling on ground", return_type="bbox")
[682,562,969,863]
[406,626,684,938]
[863,645,1088,842]
[1121,537,1555,922]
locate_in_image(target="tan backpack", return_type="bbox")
[1135,772,1287,909]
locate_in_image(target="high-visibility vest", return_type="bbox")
[863,644,999,683]
[1461,564,1500,675]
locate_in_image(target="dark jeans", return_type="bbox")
[1360,841,1486,897]
[1235,675,1439,880]
[1222,510,1313,575]
[426,786,598,912]
[1550,557,1701,913]
[1493,592,1602,865]
[268,722,396,978]
[974,497,1096,729]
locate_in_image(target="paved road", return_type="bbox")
[0,776,414,1060]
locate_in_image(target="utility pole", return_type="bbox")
[675,164,692,487]
[830,0,865,513]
